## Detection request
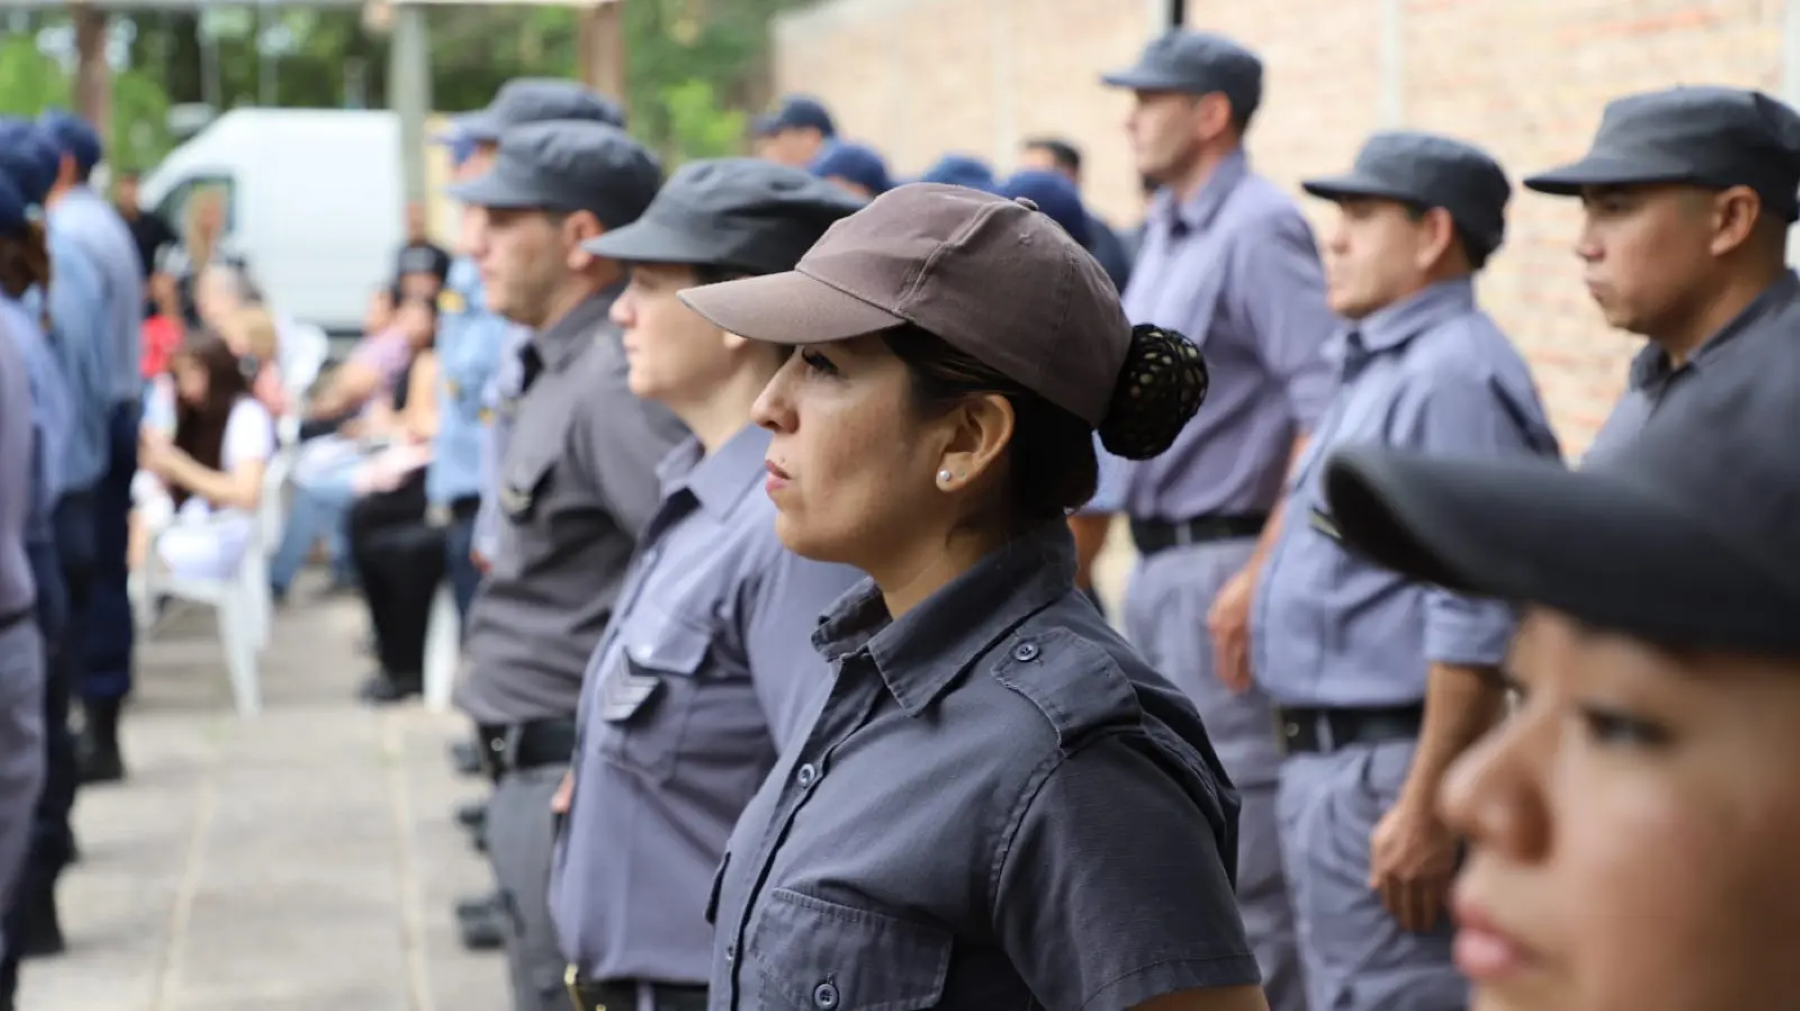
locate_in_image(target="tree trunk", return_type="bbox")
[576,2,627,116]
[71,1,111,144]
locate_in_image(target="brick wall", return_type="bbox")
[773,0,1792,455]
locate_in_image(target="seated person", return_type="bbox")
[302,285,416,431]
[216,304,287,417]
[130,330,275,582]
[270,297,438,600]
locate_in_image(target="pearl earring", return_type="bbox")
[937,469,952,485]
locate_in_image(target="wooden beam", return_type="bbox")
[71,2,112,147]
[576,0,627,117]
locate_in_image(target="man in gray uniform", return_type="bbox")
[448,120,687,1011]
[1253,132,1560,1011]
[1519,85,1800,461]
[1101,31,1340,1011]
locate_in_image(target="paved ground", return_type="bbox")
[17,571,508,1011]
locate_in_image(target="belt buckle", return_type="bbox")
[1171,520,1196,548]
[564,964,602,1011]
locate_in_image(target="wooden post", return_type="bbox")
[71,2,112,149]
[576,1,628,117]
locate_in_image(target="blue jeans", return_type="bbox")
[444,516,480,620]
[269,462,359,593]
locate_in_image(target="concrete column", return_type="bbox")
[1377,0,1404,127]
[388,2,432,205]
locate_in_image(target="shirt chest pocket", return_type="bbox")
[500,450,557,526]
[747,888,951,1011]
[596,618,710,784]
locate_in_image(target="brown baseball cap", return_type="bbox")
[676,182,1131,427]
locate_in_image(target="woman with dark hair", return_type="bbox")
[130,330,275,582]
[676,185,1267,1011]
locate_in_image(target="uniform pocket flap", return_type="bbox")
[750,888,951,1011]
[619,617,710,677]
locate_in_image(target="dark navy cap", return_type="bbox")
[1323,301,1800,655]
[458,78,627,143]
[1102,30,1263,121]
[36,110,103,175]
[918,154,996,191]
[810,142,892,195]
[1303,130,1512,259]
[0,121,56,205]
[0,174,27,237]
[1524,86,1800,221]
[433,124,479,168]
[583,157,865,276]
[996,170,1091,248]
[751,95,836,139]
[447,121,661,227]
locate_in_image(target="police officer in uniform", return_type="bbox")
[0,177,49,985]
[680,184,1266,1011]
[549,159,867,1011]
[1519,85,1800,461]
[1316,324,1800,1011]
[448,120,686,1011]
[1252,132,1560,1011]
[1101,31,1339,1011]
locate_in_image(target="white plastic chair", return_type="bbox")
[131,514,272,716]
[422,581,459,712]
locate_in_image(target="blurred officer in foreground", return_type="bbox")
[1020,136,1136,291]
[1256,132,1560,1011]
[448,120,685,1011]
[680,182,1265,1011]
[1318,308,1800,1011]
[1102,31,1340,1011]
[750,94,836,168]
[0,176,49,993]
[810,141,893,200]
[1522,85,1800,461]
[0,132,83,977]
[918,153,997,191]
[549,158,866,1011]
[38,111,144,785]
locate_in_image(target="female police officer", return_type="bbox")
[548,159,868,1011]
[677,184,1267,1011]
[1317,300,1800,1011]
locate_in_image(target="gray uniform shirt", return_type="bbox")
[0,311,36,617]
[705,524,1259,1011]
[1585,270,1800,462]
[456,288,689,723]
[550,424,862,986]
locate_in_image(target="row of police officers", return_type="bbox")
[414,27,1800,1011]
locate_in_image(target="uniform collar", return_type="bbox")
[1627,269,1800,391]
[1153,148,1249,236]
[532,282,624,374]
[1329,277,1476,366]
[655,424,770,520]
[812,523,1077,716]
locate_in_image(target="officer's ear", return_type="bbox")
[1707,185,1765,258]
[1190,92,1235,143]
[562,210,605,271]
[1409,205,1461,274]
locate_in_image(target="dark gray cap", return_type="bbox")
[446,121,660,227]
[1524,86,1800,221]
[1303,130,1512,260]
[582,157,865,276]
[1101,30,1263,122]
[1322,279,1800,655]
[457,78,627,143]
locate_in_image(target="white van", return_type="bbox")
[140,108,404,338]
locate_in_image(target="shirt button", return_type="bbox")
[812,981,840,1009]
[796,762,819,788]
[725,943,736,964]
[1012,641,1040,662]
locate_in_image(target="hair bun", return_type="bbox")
[1098,324,1209,461]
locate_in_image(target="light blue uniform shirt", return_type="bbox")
[47,186,143,405]
[0,294,71,541]
[1252,279,1561,707]
[473,320,535,559]
[25,230,111,491]
[427,256,509,507]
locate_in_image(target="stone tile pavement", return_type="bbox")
[17,574,508,1011]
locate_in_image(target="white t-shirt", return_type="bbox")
[134,396,276,522]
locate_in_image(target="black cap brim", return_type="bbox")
[446,169,556,210]
[1300,172,1426,207]
[1323,446,1800,655]
[583,216,716,266]
[1522,153,1693,196]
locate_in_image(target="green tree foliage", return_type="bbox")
[0,30,169,173]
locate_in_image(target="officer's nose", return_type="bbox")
[1440,706,1552,865]
[752,356,800,435]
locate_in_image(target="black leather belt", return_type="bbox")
[564,967,707,1011]
[1276,704,1424,756]
[1131,514,1266,556]
[450,495,482,521]
[477,718,577,782]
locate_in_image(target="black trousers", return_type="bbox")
[348,472,445,679]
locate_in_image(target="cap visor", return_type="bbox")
[583,217,713,265]
[445,171,549,210]
[457,112,502,144]
[677,269,905,345]
[1323,446,1800,653]
[1100,67,1191,92]
[1300,173,1427,205]
[1522,154,1690,196]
